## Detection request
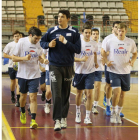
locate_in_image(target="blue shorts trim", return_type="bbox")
[72,72,95,90]
[18,78,40,94]
[94,71,102,82]
[40,72,46,85]
[45,70,50,85]
[105,65,110,84]
[8,68,17,80]
[109,72,130,91]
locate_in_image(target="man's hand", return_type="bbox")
[59,35,67,44]
[95,63,99,68]
[106,61,114,67]
[25,54,31,60]
[81,55,88,62]
[129,60,134,67]
[49,38,56,48]
[44,59,49,64]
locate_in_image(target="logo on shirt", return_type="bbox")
[56,34,61,38]
[29,47,36,49]
[81,49,93,56]
[66,33,71,36]
[118,44,124,46]
[114,47,128,56]
[25,51,39,58]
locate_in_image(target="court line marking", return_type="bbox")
[10,126,138,129]
[71,92,138,126]
[2,111,16,140]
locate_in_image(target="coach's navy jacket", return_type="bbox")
[40,25,81,67]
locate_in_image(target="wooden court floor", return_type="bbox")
[2,75,138,140]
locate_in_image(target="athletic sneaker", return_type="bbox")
[116,113,122,124]
[44,103,51,114]
[106,106,111,116]
[11,96,16,103]
[27,108,31,116]
[15,101,20,107]
[120,112,124,117]
[61,118,67,129]
[75,112,81,123]
[110,112,117,123]
[41,92,45,101]
[92,106,99,114]
[20,113,26,124]
[30,119,38,129]
[84,118,92,124]
[54,120,61,131]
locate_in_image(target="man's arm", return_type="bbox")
[74,55,88,62]
[59,32,81,54]
[12,54,31,62]
[3,53,12,59]
[94,52,99,68]
[129,51,137,67]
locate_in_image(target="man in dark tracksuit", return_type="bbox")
[40,9,81,131]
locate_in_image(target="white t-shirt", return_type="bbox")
[75,39,98,74]
[43,49,49,71]
[102,33,116,50]
[96,41,104,71]
[104,36,137,74]
[3,41,18,68]
[13,37,43,79]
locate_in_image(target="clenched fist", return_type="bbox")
[25,54,31,60]
[49,38,56,48]
[59,35,65,43]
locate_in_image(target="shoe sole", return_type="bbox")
[30,124,38,129]
[84,122,92,125]
[54,128,61,131]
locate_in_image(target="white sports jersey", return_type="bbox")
[43,49,49,70]
[104,36,137,74]
[75,39,98,74]
[3,41,17,68]
[13,37,43,79]
[96,41,104,71]
[102,33,116,50]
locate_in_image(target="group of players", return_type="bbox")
[3,9,137,131]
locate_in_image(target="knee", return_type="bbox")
[86,93,92,99]
[30,95,37,102]
[20,94,26,100]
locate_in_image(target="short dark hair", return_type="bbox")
[58,9,70,19]
[20,32,25,37]
[28,26,42,36]
[82,21,92,32]
[91,28,99,34]
[113,21,121,27]
[12,30,20,36]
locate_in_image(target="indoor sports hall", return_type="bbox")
[2,0,138,140]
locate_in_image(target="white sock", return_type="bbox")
[106,98,111,106]
[117,106,123,114]
[94,101,98,107]
[112,106,116,113]
[76,105,80,113]
[86,110,91,119]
